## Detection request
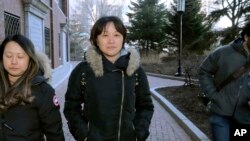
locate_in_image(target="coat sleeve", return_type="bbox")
[38,83,65,141]
[134,67,154,141]
[198,49,220,99]
[63,62,88,141]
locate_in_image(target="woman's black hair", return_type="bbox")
[90,16,127,48]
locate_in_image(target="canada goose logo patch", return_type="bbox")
[53,96,60,106]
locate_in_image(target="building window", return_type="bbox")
[45,27,51,59]
[4,12,20,36]
[56,0,66,14]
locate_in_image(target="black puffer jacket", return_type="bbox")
[0,52,65,141]
[198,38,250,124]
[64,47,154,141]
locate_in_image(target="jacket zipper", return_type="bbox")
[118,71,125,141]
[84,122,90,141]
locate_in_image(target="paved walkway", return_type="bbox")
[53,62,194,141]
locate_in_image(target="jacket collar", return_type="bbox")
[85,46,140,77]
[32,71,47,85]
[231,38,248,57]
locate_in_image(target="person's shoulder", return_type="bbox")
[215,39,240,52]
[211,42,233,56]
[135,66,146,75]
[33,81,54,95]
[75,61,89,69]
[214,43,230,51]
[32,82,60,109]
[32,82,57,106]
[72,61,90,74]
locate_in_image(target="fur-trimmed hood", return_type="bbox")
[85,46,140,77]
[33,51,52,84]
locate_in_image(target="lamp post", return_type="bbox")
[175,0,185,76]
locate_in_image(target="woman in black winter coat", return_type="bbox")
[64,16,154,141]
[0,34,65,141]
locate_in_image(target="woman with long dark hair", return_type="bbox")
[0,34,65,141]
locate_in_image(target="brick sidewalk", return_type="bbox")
[54,62,193,141]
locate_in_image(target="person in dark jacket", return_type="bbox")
[198,21,250,141]
[64,16,154,141]
[0,34,65,141]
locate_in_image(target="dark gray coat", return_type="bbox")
[198,38,250,124]
[64,47,154,141]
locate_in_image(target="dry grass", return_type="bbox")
[140,52,161,64]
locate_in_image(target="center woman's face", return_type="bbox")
[97,22,124,63]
